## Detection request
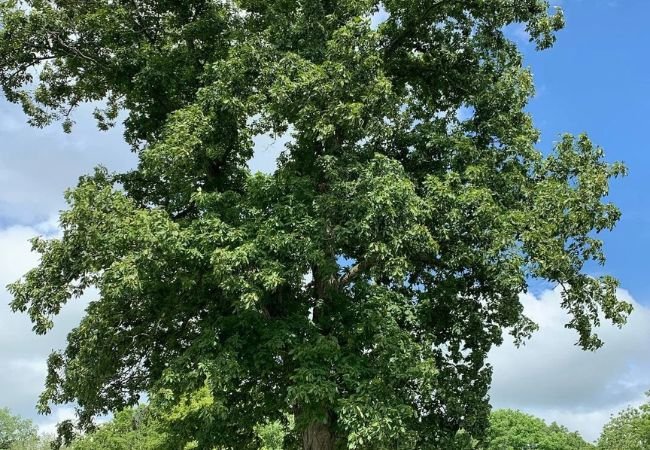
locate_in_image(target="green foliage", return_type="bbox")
[0,407,36,449]
[488,410,594,450]
[69,407,165,450]
[597,394,650,450]
[255,420,291,450]
[1,0,628,448]
[0,407,52,450]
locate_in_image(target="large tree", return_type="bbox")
[0,0,631,448]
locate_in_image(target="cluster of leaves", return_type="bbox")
[0,0,629,448]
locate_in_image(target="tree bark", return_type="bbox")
[302,422,336,450]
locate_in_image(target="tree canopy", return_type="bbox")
[597,394,650,450]
[0,407,38,450]
[0,0,630,448]
[0,407,51,450]
[487,409,594,450]
[67,407,165,450]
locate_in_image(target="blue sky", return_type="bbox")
[520,0,650,301]
[0,0,649,442]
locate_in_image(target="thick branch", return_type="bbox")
[338,259,370,288]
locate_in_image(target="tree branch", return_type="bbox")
[338,259,371,288]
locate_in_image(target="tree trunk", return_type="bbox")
[302,422,336,450]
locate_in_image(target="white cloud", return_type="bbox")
[0,220,90,433]
[489,287,650,442]
[38,407,77,437]
[0,100,136,224]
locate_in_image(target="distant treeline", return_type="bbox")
[3,396,649,449]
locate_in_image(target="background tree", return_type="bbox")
[68,403,289,450]
[488,410,594,450]
[68,407,166,450]
[597,394,650,450]
[0,0,630,448]
[0,408,37,450]
[0,407,52,450]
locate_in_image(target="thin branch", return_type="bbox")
[52,33,99,64]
